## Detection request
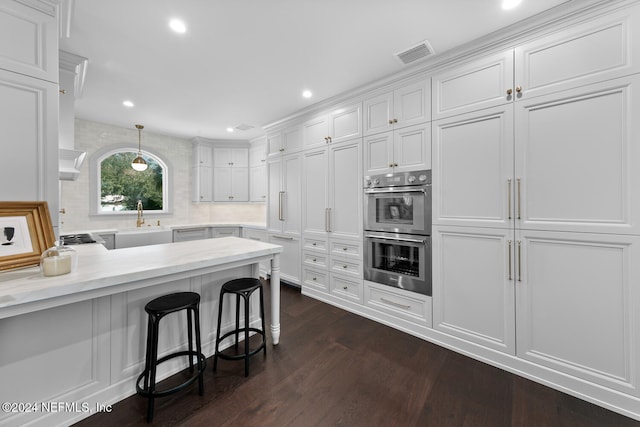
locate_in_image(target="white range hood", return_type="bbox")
[59,148,86,181]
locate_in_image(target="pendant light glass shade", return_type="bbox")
[131,124,148,171]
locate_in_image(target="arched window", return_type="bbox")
[90,146,171,215]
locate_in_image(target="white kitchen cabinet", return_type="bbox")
[192,141,212,202]
[211,227,240,238]
[515,230,640,394]
[0,0,58,83]
[432,4,640,121]
[249,139,267,167]
[268,233,301,286]
[364,122,431,175]
[173,227,211,242]
[364,280,432,327]
[303,102,362,148]
[267,153,301,235]
[515,75,640,235]
[363,78,430,136]
[267,125,303,157]
[213,147,249,202]
[249,165,267,202]
[432,105,513,228]
[432,226,515,354]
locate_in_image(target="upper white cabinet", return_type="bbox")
[0,0,58,83]
[213,147,248,202]
[432,4,640,121]
[364,122,431,175]
[192,142,212,202]
[303,102,362,148]
[363,78,430,136]
[267,125,303,157]
[249,138,267,202]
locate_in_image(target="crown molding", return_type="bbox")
[14,0,59,17]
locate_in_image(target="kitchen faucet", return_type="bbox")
[136,200,145,227]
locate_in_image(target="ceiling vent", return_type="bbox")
[395,40,434,65]
[234,123,254,131]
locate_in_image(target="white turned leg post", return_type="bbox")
[270,253,281,345]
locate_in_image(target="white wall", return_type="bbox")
[60,119,265,232]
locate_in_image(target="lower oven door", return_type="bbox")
[364,231,432,295]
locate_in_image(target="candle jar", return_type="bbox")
[40,242,78,277]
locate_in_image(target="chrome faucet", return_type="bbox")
[136,200,145,227]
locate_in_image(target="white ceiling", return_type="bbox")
[60,0,574,141]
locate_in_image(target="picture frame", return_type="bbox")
[0,201,55,271]
[388,204,400,220]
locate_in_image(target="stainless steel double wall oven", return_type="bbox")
[364,170,432,295]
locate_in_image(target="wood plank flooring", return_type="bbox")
[73,282,640,427]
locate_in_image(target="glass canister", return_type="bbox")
[40,242,78,277]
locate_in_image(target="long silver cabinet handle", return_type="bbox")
[272,235,294,241]
[278,191,284,221]
[365,234,426,245]
[517,240,522,282]
[325,208,330,232]
[517,178,521,220]
[508,240,512,280]
[364,187,428,195]
[507,178,512,220]
[380,297,411,310]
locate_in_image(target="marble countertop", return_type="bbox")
[62,222,267,236]
[0,237,281,318]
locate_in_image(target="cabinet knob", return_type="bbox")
[389,163,394,168]
[312,277,317,281]
[324,137,329,143]
[279,148,285,152]
[312,242,317,246]
[343,247,347,251]
[515,86,522,93]
[343,285,348,290]
[393,118,398,124]
[328,136,332,143]
[313,258,317,262]
[388,120,394,125]
[343,265,348,269]
[506,88,513,95]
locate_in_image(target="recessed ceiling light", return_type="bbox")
[226,127,234,133]
[169,19,186,33]
[123,100,134,108]
[502,0,522,10]
[302,90,312,99]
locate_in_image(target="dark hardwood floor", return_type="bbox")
[73,282,640,427]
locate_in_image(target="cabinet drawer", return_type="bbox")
[303,237,328,253]
[365,282,432,326]
[303,251,328,268]
[330,257,362,278]
[303,268,329,292]
[329,239,361,259]
[212,227,240,238]
[242,228,266,241]
[330,275,363,303]
[173,227,210,242]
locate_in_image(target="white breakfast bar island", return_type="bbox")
[0,237,282,427]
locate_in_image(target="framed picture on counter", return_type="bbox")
[0,201,55,271]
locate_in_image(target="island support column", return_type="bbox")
[270,253,281,345]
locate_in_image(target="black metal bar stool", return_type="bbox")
[136,291,206,422]
[213,278,267,377]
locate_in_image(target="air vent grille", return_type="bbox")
[395,40,434,65]
[234,123,254,131]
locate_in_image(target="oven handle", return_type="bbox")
[365,234,427,245]
[364,187,427,194]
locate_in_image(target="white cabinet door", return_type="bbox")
[303,114,329,148]
[393,78,431,129]
[269,234,301,285]
[393,122,431,173]
[515,5,640,101]
[267,159,283,233]
[283,125,303,154]
[432,50,514,120]
[213,168,232,201]
[249,165,266,202]
[0,1,58,82]
[213,147,248,168]
[363,91,394,136]
[194,144,212,167]
[282,153,302,235]
[329,102,361,144]
[302,148,329,237]
[0,69,59,228]
[515,75,640,235]
[192,165,212,202]
[249,140,267,167]
[515,230,640,394]
[231,167,249,201]
[363,131,394,176]
[267,132,283,157]
[432,105,514,228]
[329,140,362,239]
[432,225,515,354]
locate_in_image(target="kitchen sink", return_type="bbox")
[114,228,173,249]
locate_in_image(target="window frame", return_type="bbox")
[89,144,172,216]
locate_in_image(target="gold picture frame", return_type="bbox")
[0,201,55,271]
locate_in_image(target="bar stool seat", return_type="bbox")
[214,278,266,377]
[136,291,206,422]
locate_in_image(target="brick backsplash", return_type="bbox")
[60,119,266,232]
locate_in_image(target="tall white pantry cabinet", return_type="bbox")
[0,0,60,233]
[431,3,640,401]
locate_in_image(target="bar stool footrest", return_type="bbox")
[216,328,266,360]
[136,350,207,398]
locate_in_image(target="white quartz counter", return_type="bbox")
[0,237,280,320]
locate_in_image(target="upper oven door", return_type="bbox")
[364,186,431,235]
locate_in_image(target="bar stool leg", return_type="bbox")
[147,315,160,423]
[243,293,250,377]
[259,285,267,355]
[187,309,194,372]
[235,293,241,347]
[213,290,225,372]
[193,306,204,395]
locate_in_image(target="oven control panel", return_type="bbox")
[364,170,431,188]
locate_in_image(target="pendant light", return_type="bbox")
[131,124,148,171]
